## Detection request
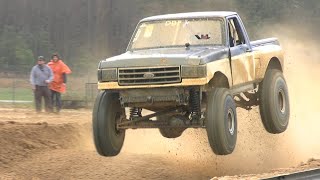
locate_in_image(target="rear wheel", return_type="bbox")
[259,69,290,134]
[92,91,125,157]
[206,88,237,155]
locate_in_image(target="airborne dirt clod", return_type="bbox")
[0,31,320,179]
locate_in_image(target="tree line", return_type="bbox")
[0,0,319,74]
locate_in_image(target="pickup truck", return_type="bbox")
[93,11,290,157]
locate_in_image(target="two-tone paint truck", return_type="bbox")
[93,11,290,156]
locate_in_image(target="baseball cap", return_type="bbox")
[38,56,45,61]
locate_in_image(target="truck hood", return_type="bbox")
[99,46,228,68]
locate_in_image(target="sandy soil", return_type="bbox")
[0,105,319,179]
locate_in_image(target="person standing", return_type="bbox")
[30,56,54,113]
[48,53,72,113]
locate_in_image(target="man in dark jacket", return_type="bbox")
[30,56,54,112]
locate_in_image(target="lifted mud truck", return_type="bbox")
[93,11,290,157]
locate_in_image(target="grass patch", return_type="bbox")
[0,87,95,106]
[0,88,33,101]
[0,102,34,109]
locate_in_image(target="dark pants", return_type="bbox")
[35,86,52,112]
[51,90,61,112]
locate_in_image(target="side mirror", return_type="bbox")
[240,44,251,52]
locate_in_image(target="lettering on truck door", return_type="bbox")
[227,17,255,86]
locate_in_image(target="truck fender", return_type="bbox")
[207,71,230,89]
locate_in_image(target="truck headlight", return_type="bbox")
[181,65,207,78]
[98,68,117,82]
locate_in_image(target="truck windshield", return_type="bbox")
[129,19,224,50]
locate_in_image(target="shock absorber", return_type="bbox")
[130,107,142,119]
[189,88,201,121]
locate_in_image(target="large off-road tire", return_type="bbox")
[206,88,237,155]
[92,91,125,157]
[259,69,290,134]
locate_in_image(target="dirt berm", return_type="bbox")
[0,106,319,179]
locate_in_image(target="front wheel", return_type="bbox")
[259,69,290,134]
[92,91,125,157]
[206,88,237,155]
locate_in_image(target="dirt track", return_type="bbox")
[0,104,319,179]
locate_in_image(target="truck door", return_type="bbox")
[227,17,255,86]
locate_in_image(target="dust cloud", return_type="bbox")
[272,24,320,161]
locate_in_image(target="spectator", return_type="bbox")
[30,56,53,113]
[48,53,72,113]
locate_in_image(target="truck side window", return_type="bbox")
[228,18,246,47]
[228,21,236,47]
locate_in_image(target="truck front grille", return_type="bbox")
[118,66,181,86]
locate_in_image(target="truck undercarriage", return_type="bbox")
[115,84,259,130]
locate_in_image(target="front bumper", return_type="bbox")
[98,77,208,90]
[119,87,190,108]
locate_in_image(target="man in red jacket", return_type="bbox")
[48,53,72,113]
